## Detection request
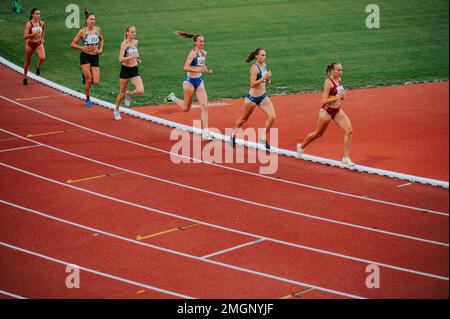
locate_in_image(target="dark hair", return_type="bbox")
[325,62,340,77]
[29,8,39,20]
[175,31,203,44]
[85,8,95,25]
[246,48,264,63]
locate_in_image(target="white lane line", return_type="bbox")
[0,137,20,142]
[0,290,27,299]
[1,128,446,247]
[0,95,446,216]
[201,239,265,259]
[1,168,448,282]
[398,183,414,188]
[0,200,365,299]
[0,145,41,153]
[0,242,194,299]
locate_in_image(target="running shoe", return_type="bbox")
[114,110,122,121]
[297,144,304,158]
[124,92,131,107]
[85,98,92,107]
[23,78,28,86]
[202,130,214,141]
[342,156,356,166]
[164,92,176,104]
[230,135,236,148]
[36,66,41,76]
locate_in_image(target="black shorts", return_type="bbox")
[120,65,139,79]
[80,52,99,67]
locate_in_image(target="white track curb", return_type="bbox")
[1,55,448,188]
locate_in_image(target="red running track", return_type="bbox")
[137,82,449,181]
[0,65,448,299]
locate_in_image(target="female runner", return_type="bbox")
[164,32,214,140]
[22,8,45,85]
[114,26,144,120]
[297,63,355,166]
[230,48,276,150]
[70,9,104,107]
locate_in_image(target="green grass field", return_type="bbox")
[0,0,448,106]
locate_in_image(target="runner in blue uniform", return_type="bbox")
[70,9,103,107]
[164,32,214,140]
[230,48,276,150]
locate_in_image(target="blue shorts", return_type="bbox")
[246,93,268,105]
[184,76,203,90]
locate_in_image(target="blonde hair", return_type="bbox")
[124,26,135,41]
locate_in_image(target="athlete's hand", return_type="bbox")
[206,69,213,74]
[137,58,142,65]
[264,71,272,80]
[98,49,103,55]
[337,91,346,99]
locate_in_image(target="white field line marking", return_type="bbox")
[0,242,194,299]
[0,200,366,299]
[0,137,20,142]
[0,290,27,299]
[398,183,414,188]
[0,168,448,282]
[1,128,447,247]
[201,239,265,259]
[0,145,40,153]
[0,95,447,216]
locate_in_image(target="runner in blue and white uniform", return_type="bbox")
[114,26,144,120]
[164,31,214,140]
[230,48,276,150]
[70,9,104,107]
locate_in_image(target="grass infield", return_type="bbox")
[0,0,448,105]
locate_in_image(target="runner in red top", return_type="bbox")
[22,8,46,85]
[297,63,355,166]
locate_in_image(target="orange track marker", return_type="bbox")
[26,128,81,138]
[67,171,126,184]
[136,223,198,241]
[16,94,68,101]
[279,287,315,299]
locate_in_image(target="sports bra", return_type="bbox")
[29,21,44,34]
[124,41,139,57]
[328,77,344,96]
[82,28,100,46]
[190,50,206,67]
[255,63,267,81]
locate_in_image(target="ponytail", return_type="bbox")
[246,48,263,63]
[325,62,339,77]
[85,8,94,26]
[29,8,39,21]
[175,31,203,44]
